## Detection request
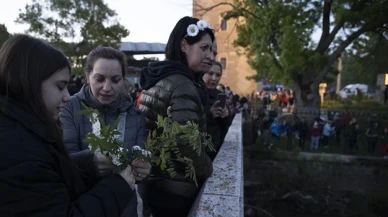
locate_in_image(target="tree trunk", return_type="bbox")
[293,77,321,109]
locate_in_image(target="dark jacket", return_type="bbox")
[297,121,309,137]
[205,88,233,160]
[0,95,133,217]
[139,61,213,196]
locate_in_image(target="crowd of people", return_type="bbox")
[258,90,295,113]
[0,17,241,217]
[252,102,388,158]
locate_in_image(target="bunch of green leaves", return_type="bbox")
[144,115,215,186]
[128,146,152,165]
[79,102,129,167]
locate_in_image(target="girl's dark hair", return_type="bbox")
[165,16,215,65]
[84,45,128,77]
[0,34,71,157]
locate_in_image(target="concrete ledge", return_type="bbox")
[188,113,244,217]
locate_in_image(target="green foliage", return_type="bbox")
[145,114,215,186]
[80,103,214,186]
[322,99,388,112]
[209,0,388,105]
[342,34,388,86]
[0,24,10,47]
[71,67,84,75]
[79,102,129,167]
[16,0,129,67]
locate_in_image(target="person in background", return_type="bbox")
[366,122,379,156]
[252,114,261,147]
[345,118,357,153]
[59,45,151,217]
[269,117,281,149]
[261,110,272,147]
[280,120,293,150]
[130,83,142,103]
[231,94,242,114]
[297,117,309,150]
[278,92,288,108]
[217,83,225,93]
[311,120,322,151]
[322,120,334,148]
[348,123,361,153]
[225,86,231,96]
[0,34,136,217]
[203,56,234,160]
[381,127,388,158]
[333,113,343,146]
[288,92,295,112]
[138,16,214,217]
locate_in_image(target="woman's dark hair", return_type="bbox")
[218,83,225,91]
[211,61,223,74]
[0,34,71,157]
[165,16,215,65]
[84,45,128,77]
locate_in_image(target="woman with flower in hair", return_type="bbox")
[138,16,215,216]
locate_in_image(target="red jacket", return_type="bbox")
[311,125,322,137]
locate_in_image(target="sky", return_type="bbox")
[0,0,193,44]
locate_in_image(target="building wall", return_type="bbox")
[193,0,257,96]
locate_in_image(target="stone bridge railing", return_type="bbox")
[188,113,244,217]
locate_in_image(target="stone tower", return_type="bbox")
[193,0,257,96]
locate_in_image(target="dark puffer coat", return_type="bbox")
[139,60,213,196]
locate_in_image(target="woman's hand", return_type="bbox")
[220,106,229,118]
[210,101,223,118]
[93,153,114,176]
[119,165,136,190]
[131,159,152,182]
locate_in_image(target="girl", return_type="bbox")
[0,35,135,217]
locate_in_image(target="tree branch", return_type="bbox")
[193,2,263,22]
[316,20,345,53]
[316,0,332,51]
[313,18,388,87]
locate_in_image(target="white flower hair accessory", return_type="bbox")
[187,24,199,37]
[186,20,212,37]
[196,20,209,30]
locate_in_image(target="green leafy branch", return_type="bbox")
[144,115,215,186]
[79,102,215,186]
[79,102,129,167]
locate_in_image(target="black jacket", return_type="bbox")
[205,88,233,160]
[139,60,213,197]
[0,95,134,217]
